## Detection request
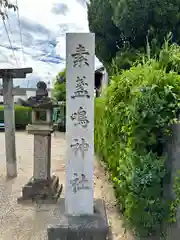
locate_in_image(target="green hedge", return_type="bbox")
[0,104,66,130]
[94,98,106,159]
[94,58,180,237]
[0,105,32,128]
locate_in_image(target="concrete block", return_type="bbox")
[47,199,110,240]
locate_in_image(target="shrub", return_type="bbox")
[94,98,106,157]
[95,57,180,237]
[0,105,32,128]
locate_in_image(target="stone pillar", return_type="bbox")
[18,108,62,204]
[0,67,33,178]
[163,122,180,238]
[33,134,51,180]
[3,76,17,178]
[47,33,109,240]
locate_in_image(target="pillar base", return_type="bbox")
[18,175,62,204]
[47,198,111,240]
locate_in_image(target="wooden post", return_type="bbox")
[65,33,95,215]
[0,68,32,178]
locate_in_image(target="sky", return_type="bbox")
[0,0,101,87]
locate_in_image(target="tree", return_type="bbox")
[111,0,180,48]
[53,69,66,102]
[87,0,180,71]
[0,0,17,19]
[87,0,122,68]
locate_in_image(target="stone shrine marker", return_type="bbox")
[65,33,94,215]
[48,33,109,240]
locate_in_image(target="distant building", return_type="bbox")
[95,66,109,97]
[52,66,109,97]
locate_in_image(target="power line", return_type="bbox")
[15,0,29,87]
[4,9,12,35]
[4,8,16,49]
[15,0,25,66]
[2,18,19,67]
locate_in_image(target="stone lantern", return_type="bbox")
[18,81,62,203]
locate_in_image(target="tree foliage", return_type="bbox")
[87,0,121,67]
[87,0,180,71]
[53,69,66,102]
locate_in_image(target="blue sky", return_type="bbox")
[0,0,101,87]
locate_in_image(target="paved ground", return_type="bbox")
[0,131,133,240]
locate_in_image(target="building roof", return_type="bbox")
[95,66,105,73]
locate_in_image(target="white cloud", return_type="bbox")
[0,0,102,88]
[51,3,69,15]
